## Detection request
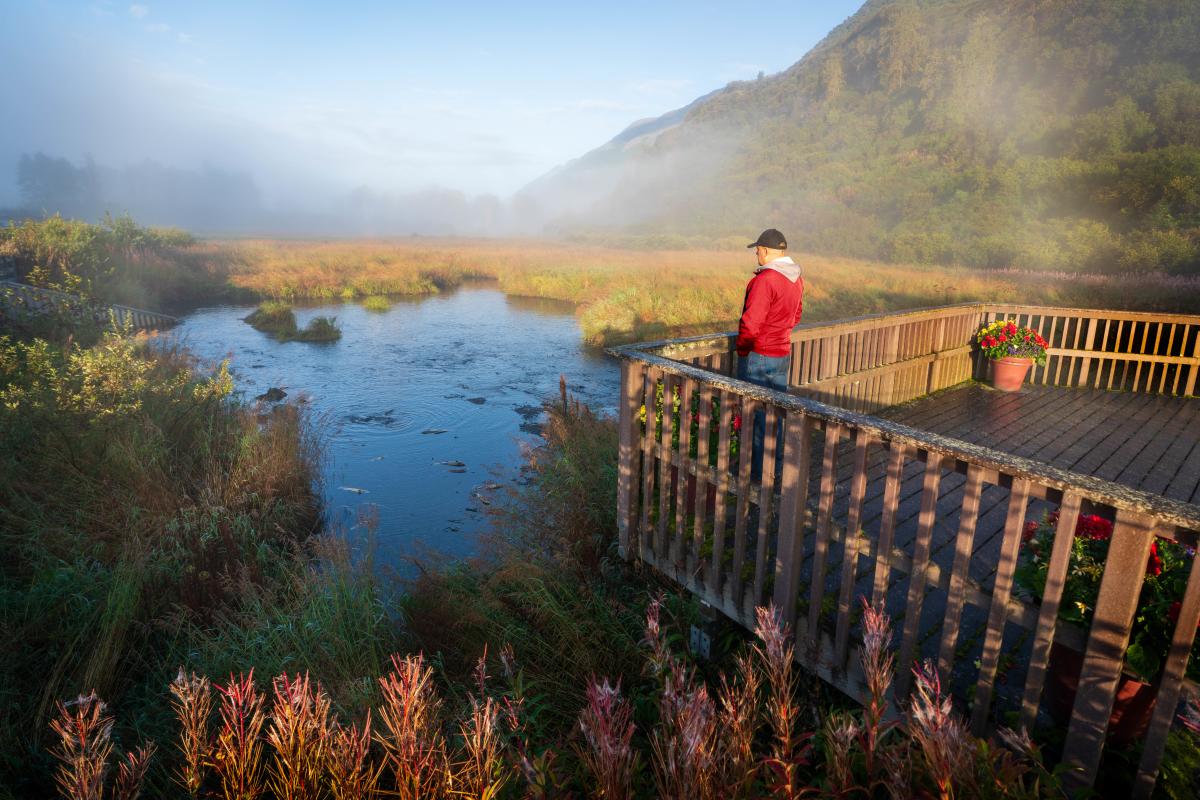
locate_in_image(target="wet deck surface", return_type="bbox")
[879,382,1200,504]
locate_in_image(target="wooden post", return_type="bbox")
[1061,510,1158,791]
[616,361,642,560]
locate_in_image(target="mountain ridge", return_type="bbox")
[518,0,1200,274]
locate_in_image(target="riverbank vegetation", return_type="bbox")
[0,214,249,313]
[7,217,1200,348]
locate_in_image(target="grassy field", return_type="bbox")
[210,238,1200,346]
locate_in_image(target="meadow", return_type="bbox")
[210,237,1200,346]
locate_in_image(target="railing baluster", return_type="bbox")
[657,375,674,563]
[708,390,734,598]
[806,422,842,650]
[871,444,907,607]
[692,384,713,569]
[730,396,755,612]
[834,431,871,668]
[937,465,985,679]
[1019,492,1082,730]
[639,369,659,562]
[672,377,694,569]
[616,361,643,559]
[773,412,813,622]
[1186,323,1200,396]
[895,453,945,698]
[751,405,780,614]
[1062,511,1159,790]
[970,477,1031,735]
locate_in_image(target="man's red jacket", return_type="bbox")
[736,257,804,358]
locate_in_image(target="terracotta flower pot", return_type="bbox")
[1044,641,1157,745]
[991,356,1032,392]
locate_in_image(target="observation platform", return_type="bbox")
[609,302,1200,797]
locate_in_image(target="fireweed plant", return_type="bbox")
[1015,511,1200,680]
[45,599,1074,798]
[974,319,1049,365]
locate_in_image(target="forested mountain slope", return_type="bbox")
[521,0,1200,273]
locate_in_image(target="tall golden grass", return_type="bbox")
[207,238,1200,346]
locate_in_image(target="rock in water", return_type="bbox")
[439,460,466,467]
[339,486,369,494]
[421,428,449,435]
[256,387,287,402]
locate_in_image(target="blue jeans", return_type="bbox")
[737,352,789,481]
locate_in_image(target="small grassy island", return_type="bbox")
[245,300,343,342]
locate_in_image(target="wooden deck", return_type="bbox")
[614,304,1200,795]
[881,383,1200,504]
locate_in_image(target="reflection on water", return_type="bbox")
[172,288,618,565]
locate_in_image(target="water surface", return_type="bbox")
[174,287,618,564]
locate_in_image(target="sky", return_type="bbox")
[0,1,863,207]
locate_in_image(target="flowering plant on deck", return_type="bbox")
[1014,510,1200,681]
[974,319,1048,366]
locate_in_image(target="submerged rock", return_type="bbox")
[256,387,287,402]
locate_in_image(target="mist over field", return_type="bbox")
[1,2,854,239]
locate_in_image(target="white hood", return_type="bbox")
[756,256,801,283]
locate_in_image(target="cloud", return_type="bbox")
[128,4,148,18]
[145,22,170,34]
[177,33,193,45]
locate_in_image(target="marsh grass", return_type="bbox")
[210,238,1200,346]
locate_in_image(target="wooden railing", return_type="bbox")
[0,280,179,331]
[610,303,1200,796]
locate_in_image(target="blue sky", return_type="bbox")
[1,1,862,204]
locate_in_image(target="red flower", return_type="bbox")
[732,413,742,432]
[1075,514,1112,541]
[1022,519,1039,543]
[1147,541,1163,577]
[998,334,1007,343]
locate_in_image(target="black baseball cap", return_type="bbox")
[747,228,787,249]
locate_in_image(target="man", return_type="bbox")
[736,228,803,480]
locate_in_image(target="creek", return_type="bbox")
[173,286,618,564]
